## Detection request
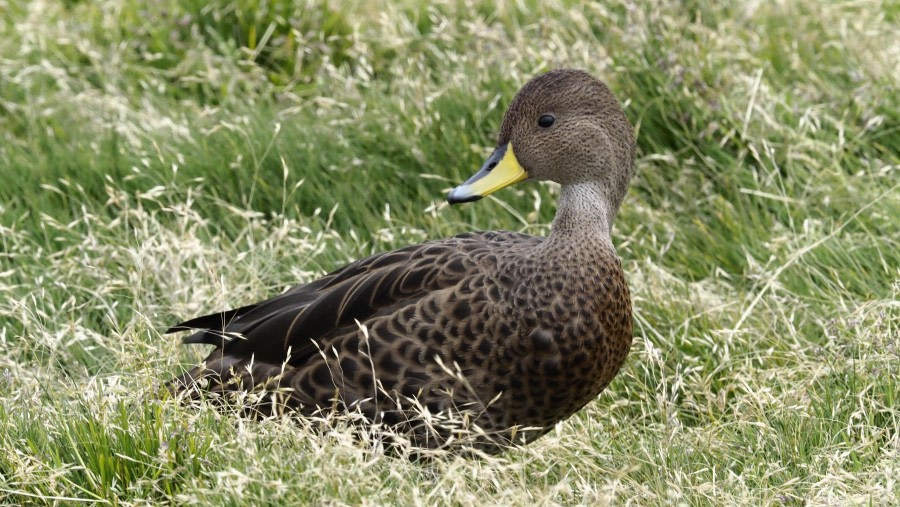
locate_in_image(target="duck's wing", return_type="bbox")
[167,231,540,367]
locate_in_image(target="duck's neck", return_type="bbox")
[548,181,616,251]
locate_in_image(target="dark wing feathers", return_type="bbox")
[168,232,531,360]
[166,243,415,347]
[166,304,257,335]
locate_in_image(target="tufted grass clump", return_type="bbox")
[1,0,898,504]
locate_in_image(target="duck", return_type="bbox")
[167,69,635,453]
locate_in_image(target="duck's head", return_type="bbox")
[448,69,635,219]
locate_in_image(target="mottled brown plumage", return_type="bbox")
[168,69,635,453]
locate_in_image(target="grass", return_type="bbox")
[1,0,898,503]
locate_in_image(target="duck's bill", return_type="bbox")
[447,142,527,204]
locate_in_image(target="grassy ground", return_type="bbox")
[1,0,898,504]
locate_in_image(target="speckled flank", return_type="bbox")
[168,69,636,453]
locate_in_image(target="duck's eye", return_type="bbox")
[538,115,555,128]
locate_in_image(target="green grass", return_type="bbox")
[1,0,898,504]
